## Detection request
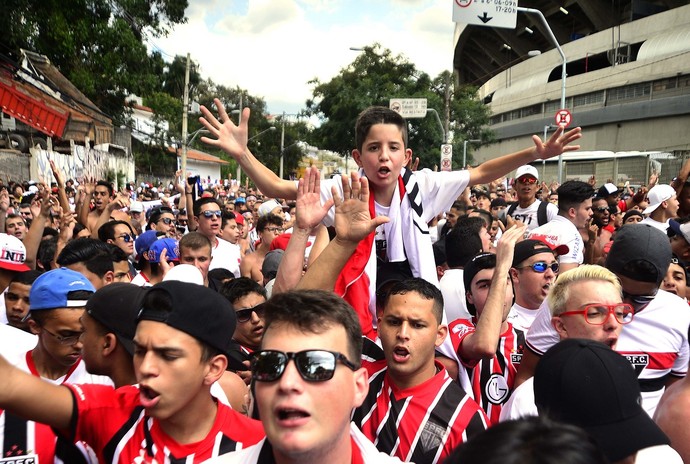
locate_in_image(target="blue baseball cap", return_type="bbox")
[30,268,95,310]
[147,238,180,264]
[135,230,164,258]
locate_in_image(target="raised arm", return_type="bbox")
[297,172,388,291]
[469,126,582,186]
[199,99,297,200]
[0,353,75,431]
[23,192,54,270]
[49,160,71,215]
[272,167,333,295]
[459,225,526,360]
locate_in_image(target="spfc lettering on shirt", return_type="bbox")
[511,352,523,365]
[0,454,38,464]
[623,353,649,377]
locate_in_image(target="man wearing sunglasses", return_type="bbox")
[501,264,630,421]
[1,268,112,463]
[208,289,400,463]
[219,277,267,384]
[516,225,690,417]
[507,238,568,332]
[147,206,176,238]
[506,165,558,231]
[193,197,241,278]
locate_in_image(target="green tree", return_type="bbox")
[2,0,188,124]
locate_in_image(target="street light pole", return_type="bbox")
[518,6,567,183]
[279,112,285,179]
[426,109,446,143]
[463,139,481,169]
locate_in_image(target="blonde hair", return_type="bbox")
[548,265,622,316]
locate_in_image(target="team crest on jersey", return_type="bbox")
[419,420,445,452]
[511,352,523,365]
[451,324,473,338]
[622,354,649,377]
[485,373,510,405]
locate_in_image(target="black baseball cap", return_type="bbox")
[137,280,237,357]
[463,252,496,316]
[86,283,149,356]
[535,339,670,462]
[512,239,568,268]
[606,224,671,284]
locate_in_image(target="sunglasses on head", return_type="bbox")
[235,303,266,323]
[517,261,559,273]
[201,210,222,218]
[251,349,357,382]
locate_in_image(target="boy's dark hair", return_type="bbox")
[470,208,492,228]
[98,220,134,242]
[557,181,595,214]
[221,211,237,229]
[355,106,408,153]
[387,277,444,323]
[208,268,235,283]
[445,216,485,268]
[95,180,114,197]
[179,231,212,253]
[219,277,267,306]
[10,269,43,286]
[56,238,113,276]
[262,290,363,367]
[193,197,222,217]
[106,243,129,264]
[36,236,57,271]
[256,213,283,232]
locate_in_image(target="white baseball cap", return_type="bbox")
[643,184,676,214]
[515,165,539,180]
[0,233,30,272]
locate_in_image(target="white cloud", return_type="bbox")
[155,0,454,114]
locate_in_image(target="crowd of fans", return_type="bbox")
[0,103,689,463]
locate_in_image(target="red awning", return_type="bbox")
[0,80,68,137]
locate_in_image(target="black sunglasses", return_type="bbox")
[251,349,357,382]
[201,210,222,219]
[159,217,174,225]
[235,303,266,323]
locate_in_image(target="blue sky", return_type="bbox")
[154,0,454,116]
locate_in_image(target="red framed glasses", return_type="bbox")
[559,303,634,325]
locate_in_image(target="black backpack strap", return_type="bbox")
[507,202,518,217]
[537,200,549,226]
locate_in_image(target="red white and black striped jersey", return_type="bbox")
[0,351,109,463]
[352,360,488,463]
[65,383,265,463]
[448,319,525,424]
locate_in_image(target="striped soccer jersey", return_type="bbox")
[0,351,111,463]
[65,383,264,463]
[448,318,525,424]
[352,359,488,464]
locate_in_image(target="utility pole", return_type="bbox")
[181,53,191,176]
[279,112,286,179]
[236,93,243,184]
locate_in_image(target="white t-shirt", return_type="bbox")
[525,290,690,416]
[0,323,37,363]
[210,237,241,277]
[640,217,669,233]
[528,215,584,265]
[508,200,558,231]
[506,302,540,332]
[499,377,537,422]
[440,268,472,322]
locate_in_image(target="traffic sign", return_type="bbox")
[389,98,427,118]
[440,144,453,172]
[452,0,518,29]
[555,109,572,127]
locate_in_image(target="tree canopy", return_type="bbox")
[2,0,188,124]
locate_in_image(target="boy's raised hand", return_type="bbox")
[199,98,249,160]
[296,167,334,232]
[332,172,389,244]
[532,125,582,160]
